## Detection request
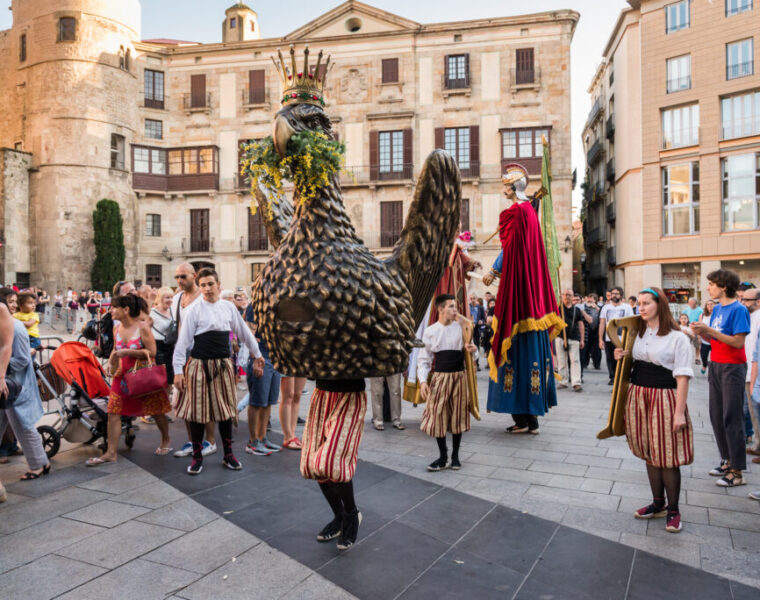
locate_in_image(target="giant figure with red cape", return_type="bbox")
[482,165,564,433]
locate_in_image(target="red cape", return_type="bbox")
[489,201,564,377]
[428,244,476,325]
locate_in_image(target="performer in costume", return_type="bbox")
[173,268,264,475]
[482,165,564,434]
[419,294,477,471]
[615,287,694,533]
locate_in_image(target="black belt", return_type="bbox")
[433,350,464,373]
[630,360,677,390]
[316,379,366,393]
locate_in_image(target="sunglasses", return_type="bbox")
[174,274,191,280]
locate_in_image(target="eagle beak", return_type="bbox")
[273,114,295,158]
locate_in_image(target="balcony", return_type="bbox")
[587,139,604,166]
[721,117,760,140]
[606,202,616,224]
[607,246,616,266]
[182,92,212,113]
[727,61,754,80]
[586,98,603,127]
[181,237,214,255]
[241,86,269,109]
[509,66,541,90]
[595,182,606,200]
[605,115,615,140]
[666,75,691,93]
[142,95,165,110]
[585,226,605,247]
[589,261,607,280]
[132,145,219,192]
[606,158,615,183]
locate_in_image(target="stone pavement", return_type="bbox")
[1,326,759,598]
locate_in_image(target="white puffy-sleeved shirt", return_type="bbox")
[172,298,261,373]
[631,326,694,378]
[417,321,464,383]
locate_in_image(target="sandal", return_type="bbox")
[283,438,302,450]
[85,457,115,467]
[154,447,174,456]
[506,425,529,434]
[20,464,51,480]
[716,471,745,487]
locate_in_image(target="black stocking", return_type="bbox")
[452,433,462,461]
[333,480,357,514]
[218,419,233,457]
[436,437,448,462]
[189,421,205,464]
[662,467,681,512]
[318,482,344,519]
[645,463,665,508]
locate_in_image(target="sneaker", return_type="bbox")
[709,460,729,476]
[223,454,243,470]
[297,416,306,425]
[316,517,342,542]
[665,510,682,533]
[748,490,760,501]
[427,457,448,472]
[187,459,203,475]
[716,472,744,487]
[174,442,193,458]
[245,440,272,456]
[633,502,667,520]
[262,437,281,452]
[450,457,461,470]
[201,441,217,456]
[700,368,706,375]
[337,511,362,551]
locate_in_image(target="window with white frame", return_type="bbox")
[666,55,691,93]
[445,127,470,169]
[661,104,699,149]
[662,162,700,235]
[665,0,690,34]
[145,214,161,237]
[378,131,403,174]
[726,0,753,17]
[110,134,125,169]
[721,90,760,139]
[722,153,760,231]
[726,39,754,79]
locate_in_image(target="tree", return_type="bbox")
[91,199,125,291]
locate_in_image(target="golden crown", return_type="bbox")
[272,45,331,108]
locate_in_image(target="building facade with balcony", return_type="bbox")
[0,1,577,291]
[582,0,760,304]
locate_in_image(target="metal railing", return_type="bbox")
[586,226,605,247]
[661,127,699,149]
[606,114,615,140]
[606,202,616,223]
[666,75,691,93]
[720,117,760,140]
[182,92,212,110]
[606,158,615,183]
[727,61,753,80]
[587,98,603,126]
[587,139,604,166]
[241,86,267,106]
[595,181,606,200]
[510,66,542,87]
[607,246,616,266]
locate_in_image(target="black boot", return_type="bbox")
[337,509,362,551]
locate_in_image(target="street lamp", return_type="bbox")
[161,246,173,262]
[563,235,572,253]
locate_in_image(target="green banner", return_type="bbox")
[540,136,562,306]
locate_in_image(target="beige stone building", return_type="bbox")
[583,0,760,304]
[1,0,577,294]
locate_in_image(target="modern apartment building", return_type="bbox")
[0,1,578,292]
[582,0,760,303]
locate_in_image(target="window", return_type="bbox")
[727,39,754,79]
[460,198,470,232]
[445,54,469,89]
[379,131,404,175]
[145,265,162,288]
[515,48,535,85]
[251,263,264,281]
[380,201,403,247]
[661,104,699,149]
[19,34,26,62]
[382,58,399,84]
[248,69,265,104]
[726,0,753,16]
[248,209,268,251]
[145,214,161,237]
[445,128,471,169]
[665,1,690,34]
[166,147,216,175]
[125,49,131,72]
[190,74,207,108]
[190,209,210,253]
[666,55,691,93]
[662,162,700,235]
[58,17,76,42]
[721,90,760,139]
[500,127,549,174]
[230,17,236,28]
[722,153,760,231]
[144,69,165,109]
[132,146,167,174]
[110,134,125,170]
[145,119,163,139]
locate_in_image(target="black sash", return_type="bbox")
[190,331,231,360]
[433,350,464,373]
[630,360,677,390]
[316,379,366,393]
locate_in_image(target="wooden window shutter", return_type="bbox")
[464,53,470,87]
[249,69,265,104]
[469,125,480,177]
[382,58,398,83]
[516,48,534,84]
[435,127,445,150]
[444,55,450,88]
[191,74,206,107]
[402,128,413,178]
[248,209,267,251]
[381,201,403,247]
[370,130,379,181]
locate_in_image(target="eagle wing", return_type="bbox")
[253,182,294,250]
[386,149,461,329]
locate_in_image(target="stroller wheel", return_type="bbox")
[125,432,136,449]
[37,425,61,459]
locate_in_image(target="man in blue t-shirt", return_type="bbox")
[683,297,703,323]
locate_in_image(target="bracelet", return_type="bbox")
[489,268,501,278]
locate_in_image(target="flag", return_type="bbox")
[540,135,562,306]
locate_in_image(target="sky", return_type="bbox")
[0,0,629,216]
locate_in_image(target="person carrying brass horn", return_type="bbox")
[614,287,694,533]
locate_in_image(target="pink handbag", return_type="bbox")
[124,353,167,397]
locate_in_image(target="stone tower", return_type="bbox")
[0,0,141,291]
[222,3,261,43]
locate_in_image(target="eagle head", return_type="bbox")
[273,103,333,157]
